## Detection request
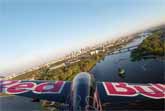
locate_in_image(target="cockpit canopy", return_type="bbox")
[71,72,96,111]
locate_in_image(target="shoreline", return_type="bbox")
[0,93,13,97]
[0,95,13,98]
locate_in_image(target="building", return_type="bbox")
[90,50,99,55]
[0,76,5,80]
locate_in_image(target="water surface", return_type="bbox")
[91,38,164,83]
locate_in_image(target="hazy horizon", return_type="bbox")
[0,0,165,76]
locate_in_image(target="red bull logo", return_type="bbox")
[0,80,65,94]
[103,82,165,99]
[0,81,164,99]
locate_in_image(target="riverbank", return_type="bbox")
[131,29,165,61]
[0,93,12,97]
[11,40,131,81]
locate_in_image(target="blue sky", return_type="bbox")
[0,0,165,75]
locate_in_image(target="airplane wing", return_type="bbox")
[1,80,164,110]
[0,80,71,103]
[96,82,165,110]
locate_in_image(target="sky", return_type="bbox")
[0,0,165,75]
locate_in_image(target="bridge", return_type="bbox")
[108,45,139,55]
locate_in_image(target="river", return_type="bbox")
[91,37,164,83]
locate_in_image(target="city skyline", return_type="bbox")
[0,0,165,75]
